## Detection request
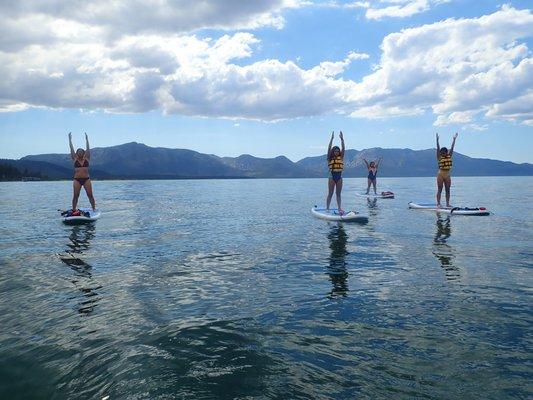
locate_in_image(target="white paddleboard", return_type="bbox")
[311,206,369,223]
[61,208,101,224]
[408,202,490,216]
[355,191,395,199]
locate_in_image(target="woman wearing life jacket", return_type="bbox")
[363,157,382,195]
[69,132,96,212]
[436,132,458,208]
[326,131,345,213]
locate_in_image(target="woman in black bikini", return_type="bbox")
[69,132,96,211]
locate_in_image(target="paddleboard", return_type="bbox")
[61,208,101,224]
[311,206,369,223]
[355,191,395,199]
[408,202,490,216]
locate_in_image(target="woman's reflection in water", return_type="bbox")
[432,216,459,281]
[66,223,95,255]
[58,224,102,315]
[367,198,378,208]
[326,224,349,298]
[366,198,378,217]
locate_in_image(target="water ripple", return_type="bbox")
[0,178,531,399]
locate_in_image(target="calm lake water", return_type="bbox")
[1,177,532,399]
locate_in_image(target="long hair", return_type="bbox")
[329,146,340,161]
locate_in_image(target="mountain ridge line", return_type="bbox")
[0,141,530,180]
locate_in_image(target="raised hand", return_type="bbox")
[68,132,75,158]
[453,132,458,139]
[339,131,344,140]
[436,133,439,139]
[331,131,334,140]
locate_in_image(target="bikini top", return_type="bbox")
[74,159,89,168]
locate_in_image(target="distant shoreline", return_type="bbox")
[2,175,532,182]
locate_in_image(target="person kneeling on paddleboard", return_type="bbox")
[69,132,96,212]
[436,132,458,208]
[363,157,382,195]
[326,131,345,214]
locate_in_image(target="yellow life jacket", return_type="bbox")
[328,155,344,172]
[438,154,452,171]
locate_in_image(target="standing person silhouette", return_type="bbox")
[326,131,345,214]
[436,132,458,208]
[363,157,382,195]
[69,132,96,212]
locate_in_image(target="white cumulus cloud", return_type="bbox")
[347,5,533,126]
[350,0,451,20]
[0,2,531,127]
[0,0,301,47]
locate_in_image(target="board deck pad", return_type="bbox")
[61,208,101,224]
[355,191,394,199]
[408,202,490,216]
[311,206,369,223]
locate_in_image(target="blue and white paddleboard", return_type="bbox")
[408,202,490,216]
[311,206,369,223]
[61,208,101,224]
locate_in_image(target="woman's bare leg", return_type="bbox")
[83,180,96,210]
[444,176,452,207]
[335,178,343,212]
[366,178,371,194]
[372,179,377,194]
[72,180,82,211]
[326,178,335,210]
[436,175,444,207]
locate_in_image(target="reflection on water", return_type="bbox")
[366,198,378,217]
[366,198,378,208]
[58,225,102,315]
[1,178,532,399]
[432,216,459,281]
[66,224,95,254]
[326,224,349,298]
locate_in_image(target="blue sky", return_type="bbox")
[0,0,532,163]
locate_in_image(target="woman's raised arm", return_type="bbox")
[68,132,75,160]
[85,133,91,160]
[339,131,345,157]
[449,132,458,156]
[327,131,334,158]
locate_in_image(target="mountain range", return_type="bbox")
[1,142,532,180]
